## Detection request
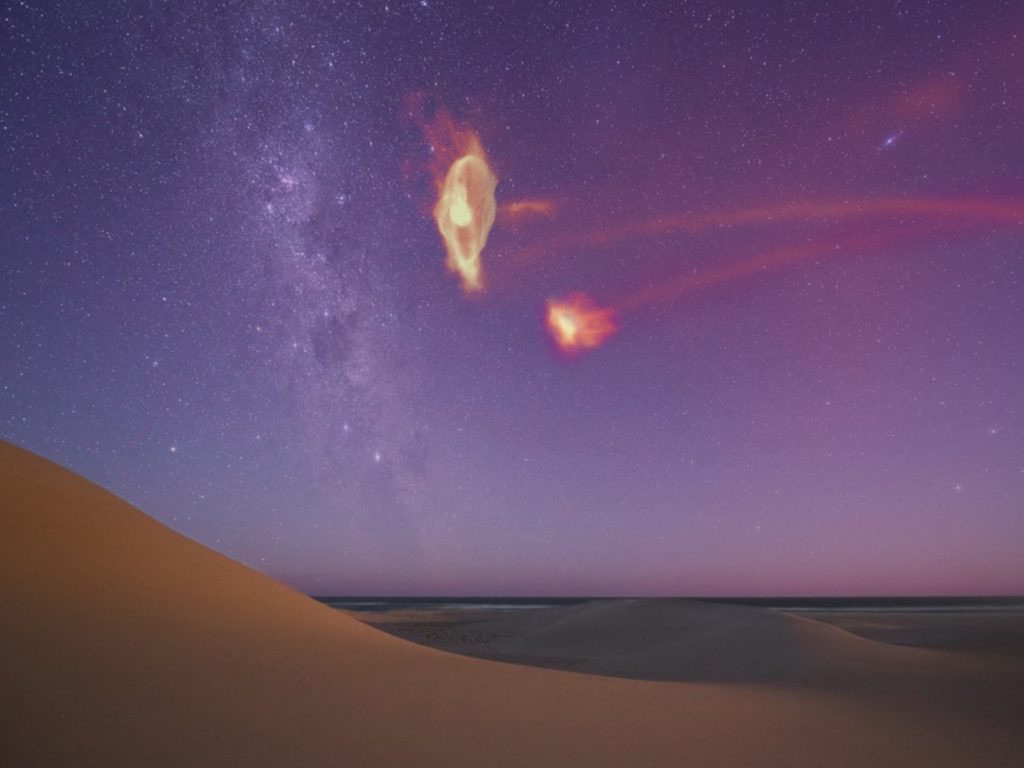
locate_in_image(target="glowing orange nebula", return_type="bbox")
[409,99,563,295]
[527,195,1024,355]
[433,138,497,293]
[548,230,917,355]
[409,100,499,294]
[546,293,618,352]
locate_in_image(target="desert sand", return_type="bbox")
[2,439,1023,767]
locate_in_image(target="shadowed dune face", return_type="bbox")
[2,440,1024,768]
[450,598,873,684]
[361,599,856,683]
[804,612,1024,660]
[358,597,1024,721]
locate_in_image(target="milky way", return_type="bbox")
[2,1,1023,595]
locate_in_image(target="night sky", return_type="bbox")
[3,1,1023,596]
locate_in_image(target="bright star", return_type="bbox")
[881,131,903,149]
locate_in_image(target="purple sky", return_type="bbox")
[2,1,1023,596]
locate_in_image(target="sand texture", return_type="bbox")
[3,440,1023,767]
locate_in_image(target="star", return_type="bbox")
[880,131,904,150]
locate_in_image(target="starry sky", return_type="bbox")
[2,1,1023,596]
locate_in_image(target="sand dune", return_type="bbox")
[804,610,1024,659]
[396,597,886,684]
[3,439,1023,767]
[363,596,1024,734]
[364,596,1024,686]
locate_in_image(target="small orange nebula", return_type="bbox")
[434,138,497,293]
[546,293,618,353]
